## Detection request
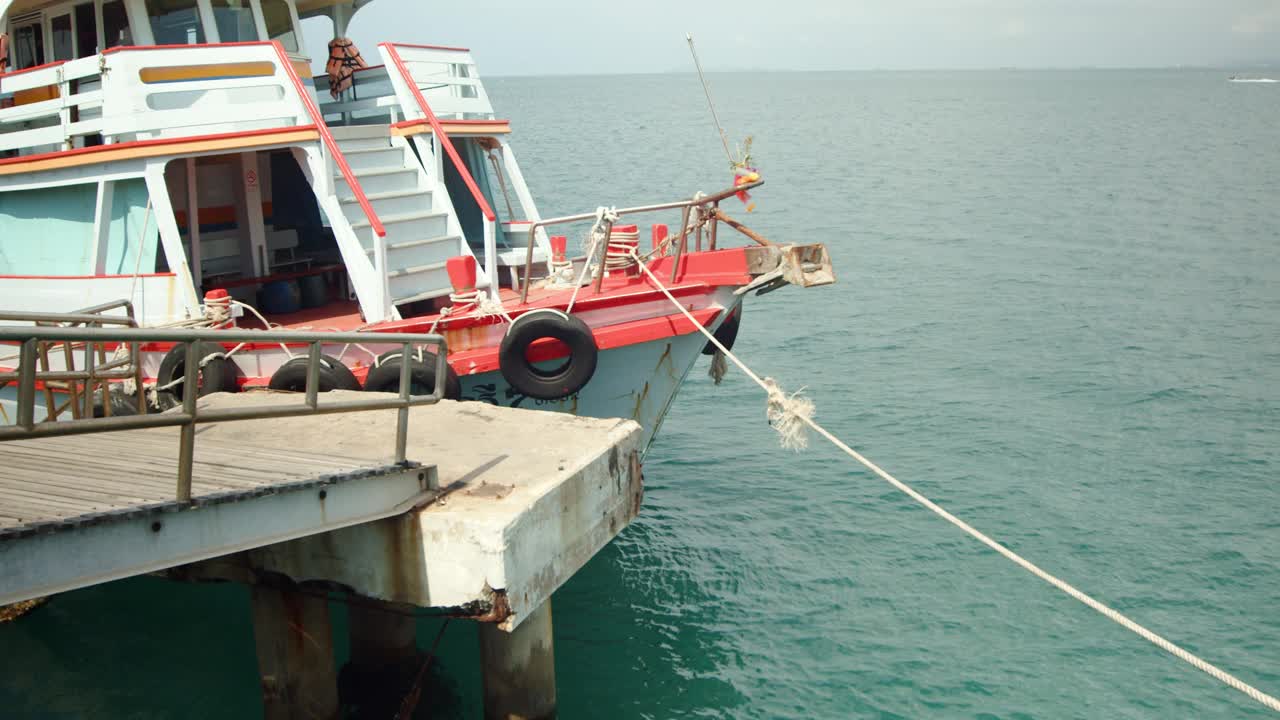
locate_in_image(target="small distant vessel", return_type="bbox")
[1228,75,1278,83]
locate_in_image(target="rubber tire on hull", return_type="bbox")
[268,355,362,392]
[153,344,240,410]
[93,390,141,417]
[364,349,461,399]
[702,304,743,355]
[499,310,598,400]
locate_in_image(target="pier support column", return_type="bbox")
[479,598,557,720]
[340,598,422,717]
[250,584,339,720]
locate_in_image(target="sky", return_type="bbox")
[304,0,1280,75]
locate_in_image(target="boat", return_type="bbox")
[1228,75,1278,83]
[0,0,834,453]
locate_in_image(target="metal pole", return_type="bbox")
[520,223,539,304]
[16,340,37,430]
[177,340,200,502]
[395,342,412,464]
[592,218,615,294]
[305,342,321,410]
[670,206,692,283]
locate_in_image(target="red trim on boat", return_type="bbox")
[388,42,471,52]
[0,125,318,168]
[0,59,67,81]
[99,41,278,55]
[0,273,176,280]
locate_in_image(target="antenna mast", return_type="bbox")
[686,33,737,167]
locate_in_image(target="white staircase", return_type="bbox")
[329,125,483,308]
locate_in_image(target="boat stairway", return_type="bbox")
[329,125,481,308]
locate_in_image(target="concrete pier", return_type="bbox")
[0,391,644,717]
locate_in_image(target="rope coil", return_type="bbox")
[631,247,1280,714]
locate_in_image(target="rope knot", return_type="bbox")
[763,377,814,451]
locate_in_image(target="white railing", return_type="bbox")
[0,55,106,154]
[0,43,310,153]
[382,44,494,120]
[311,65,401,127]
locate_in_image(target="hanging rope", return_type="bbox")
[565,206,618,314]
[631,248,1280,714]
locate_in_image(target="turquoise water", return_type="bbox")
[4,70,1280,718]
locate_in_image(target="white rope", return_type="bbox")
[632,249,1280,714]
[566,206,618,314]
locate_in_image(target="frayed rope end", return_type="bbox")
[709,350,728,385]
[763,377,814,451]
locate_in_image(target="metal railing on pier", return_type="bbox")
[0,326,447,503]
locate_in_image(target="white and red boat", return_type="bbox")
[0,0,832,451]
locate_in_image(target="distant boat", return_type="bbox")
[1228,75,1278,83]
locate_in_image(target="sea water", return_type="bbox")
[2,69,1279,718]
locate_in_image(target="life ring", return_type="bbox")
[153,344,240,409]
[702,304,743,355]
[499,309,598,400]
[268,355,362,392]
[363,349,461,399]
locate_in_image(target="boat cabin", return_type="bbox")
[0,0,551,328]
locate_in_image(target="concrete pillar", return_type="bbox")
[250,584,339,720]
[479,599,557,720]
[340,598,422,718]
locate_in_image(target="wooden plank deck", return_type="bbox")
[0,430,392,535]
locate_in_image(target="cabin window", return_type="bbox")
[74,2,98,57]
[50,13,75,61]
[144,0,206,45]
[11,19,45,70]
[209,0,257,43]
[259,0,297,52]
[102,0,132,48]
[0,181,159,276]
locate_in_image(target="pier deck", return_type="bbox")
[0,392,644,629]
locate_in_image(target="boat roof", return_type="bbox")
[1,0,373,26]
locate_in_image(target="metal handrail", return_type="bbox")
[0,300,144,418]
[517,179,765,303]
[381,42,497,222]
[0,327,447,502]
[273,41,387,239]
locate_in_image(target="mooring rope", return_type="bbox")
[631,249,1280,714]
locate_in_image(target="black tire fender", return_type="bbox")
[702,304,743,355]
[153,343,240,409]
[499,309,598,400]
[364,349,461,400]
[268,355,362,392]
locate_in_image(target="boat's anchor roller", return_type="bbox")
[499,309,598,400]
[364,349,461,399]
[268,355,362,392]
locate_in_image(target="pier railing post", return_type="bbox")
[176,339,200,502]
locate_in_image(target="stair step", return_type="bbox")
[336,166,419,194]
[341,146,405,172]
[393,287,455,305]
[352,209,447,231]
[330,128,393,152]
[388,261,448,278]
[341,189,433,218]
[365,234,461,271]
[365,234,460,253]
